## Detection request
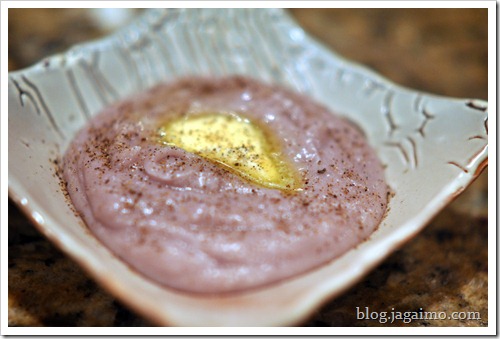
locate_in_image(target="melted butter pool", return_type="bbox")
[158,112,302,191]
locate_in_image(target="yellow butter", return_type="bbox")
[158,112,301,191]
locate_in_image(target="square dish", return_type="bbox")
[8,8,488,326]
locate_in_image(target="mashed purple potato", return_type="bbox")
[63,76,388,293]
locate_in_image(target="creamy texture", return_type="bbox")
[62,76,388,293]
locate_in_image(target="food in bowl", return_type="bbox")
[62,76,388,293]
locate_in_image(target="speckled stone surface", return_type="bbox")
[8,8,488,327]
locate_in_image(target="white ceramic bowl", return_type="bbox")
[8,9,488,326]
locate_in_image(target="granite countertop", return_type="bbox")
[8,8,488,327]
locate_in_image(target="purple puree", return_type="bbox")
[62,76,388,293]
